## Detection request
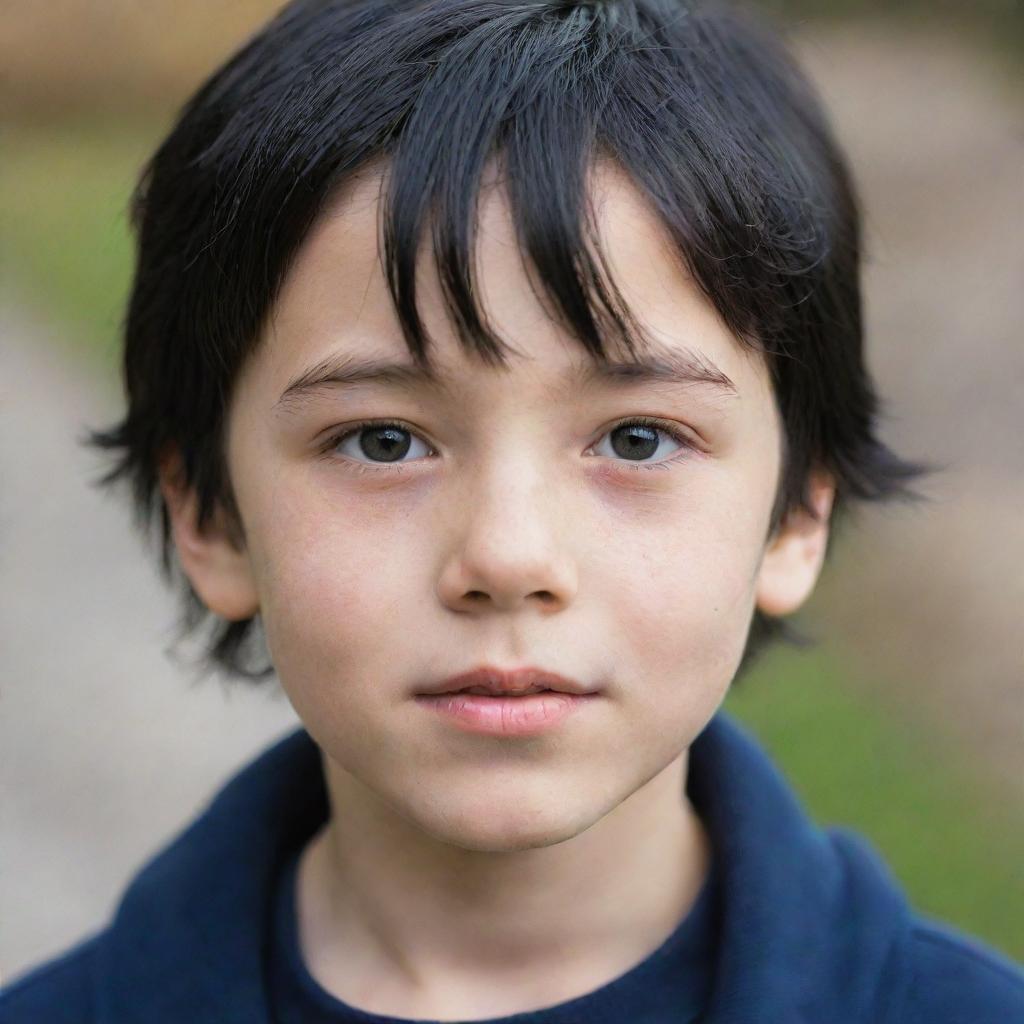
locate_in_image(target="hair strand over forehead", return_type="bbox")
[88,0,934,681]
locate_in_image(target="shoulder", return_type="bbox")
[0,933,102,1023]
[903,915,1024,1023]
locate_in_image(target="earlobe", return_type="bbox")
[754,471,836,618]
[158,449,260,622]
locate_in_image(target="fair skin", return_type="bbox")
[161,157,834,1020]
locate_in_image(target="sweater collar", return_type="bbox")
[95,710,913,1023]
[685,714,913,1022]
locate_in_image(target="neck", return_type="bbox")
[295,749,711,1019]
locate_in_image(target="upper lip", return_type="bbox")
[417,665,598,697]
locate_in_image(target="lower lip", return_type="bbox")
[414,692,598,736]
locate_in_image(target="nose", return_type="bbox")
[436,456,578,615]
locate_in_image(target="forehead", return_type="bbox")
[254,155,771,409]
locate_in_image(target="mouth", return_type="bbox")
[414,674,599,736]
[416,664,598,698]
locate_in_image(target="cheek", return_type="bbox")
[244,481,431,695]
[595,479,765,693]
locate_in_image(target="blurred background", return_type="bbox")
[1,0,1022,985]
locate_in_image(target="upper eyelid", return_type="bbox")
[326,416,696,445]
[324,416,700,463]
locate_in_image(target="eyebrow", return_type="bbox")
[275,340,738,411]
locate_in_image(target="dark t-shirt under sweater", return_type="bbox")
[268,843,720,1024]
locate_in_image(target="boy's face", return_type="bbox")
[165,158,833,851]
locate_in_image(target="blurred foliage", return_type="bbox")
[727,643,1024,962]
[766,0,1023,34]
[0,121,146,380]
[762,0,1024,73]
[0,1,1020,124]
[1,2,283,122]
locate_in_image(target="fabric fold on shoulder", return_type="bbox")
[686,714,913,1023]
[95,726,326,1024]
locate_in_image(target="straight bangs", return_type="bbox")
[306,0,836,513]
[379,2,666,374]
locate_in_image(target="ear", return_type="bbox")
[755,470,836,618]
[158,448,260,621]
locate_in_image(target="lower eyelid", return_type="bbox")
[322,419,697,471]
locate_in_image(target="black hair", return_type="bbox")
[90,0,932,682]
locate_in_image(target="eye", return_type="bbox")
[327,420,433,469]
[322,416,697,474]
[591,417,697,471]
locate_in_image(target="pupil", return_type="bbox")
[612,424,658,461]
[361,426,411,463]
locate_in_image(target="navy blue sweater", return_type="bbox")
[3,711,1023,1023]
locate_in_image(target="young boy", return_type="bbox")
[3,0,1022,1020]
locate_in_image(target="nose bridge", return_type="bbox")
[437,436,577,613]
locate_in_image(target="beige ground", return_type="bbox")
[1,18,1021,985]
[794,23,1024,803]
[0,305,300,986]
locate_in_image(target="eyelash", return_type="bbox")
[320,416,698,475]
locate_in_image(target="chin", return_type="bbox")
[416,799,595,854]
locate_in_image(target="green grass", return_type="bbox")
[0,121,156,383]
[726,642,1024,962]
